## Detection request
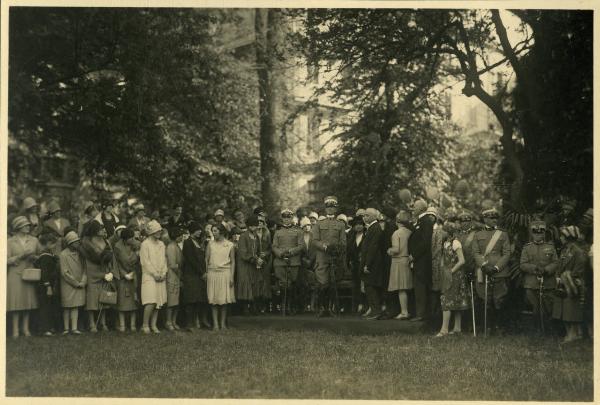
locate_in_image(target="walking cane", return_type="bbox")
[330,257,340,316]
[470,279,477,337]
[484,274,488,338]
[282,258,289,317]
[538,276,545,333]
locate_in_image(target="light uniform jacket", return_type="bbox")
[472,227,511,278]
[272,226,304,267]
[312,217,347,268]
[519,242,559,289]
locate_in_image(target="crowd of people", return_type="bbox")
[6,193,594,342]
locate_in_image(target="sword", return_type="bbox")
[330,256,340,316]
[470,279,476,337]
[484,274,488,338]
[538,276,545,333]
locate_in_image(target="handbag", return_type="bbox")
[21,268,42,282]
[99,282,118,305]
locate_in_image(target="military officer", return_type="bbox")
[312,196,347,317]
[519,220,559,333]
[472,207,511,334]
[272,209,304,315]
[456,211,477,332]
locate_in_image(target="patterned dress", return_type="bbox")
[440,239,470,311]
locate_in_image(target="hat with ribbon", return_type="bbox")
[64,231,81,246]
[11,216,31,231]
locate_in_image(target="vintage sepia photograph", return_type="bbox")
[2,1,595,401]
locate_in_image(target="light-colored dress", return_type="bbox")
[7,235,42,311]
[140,238,168,308]
[59,247,86,308]
[387,226,413,291]
[165,241,183,307]
[206,239,236,305]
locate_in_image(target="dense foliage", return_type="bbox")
[9,8,260,211]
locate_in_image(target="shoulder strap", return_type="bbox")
[483,230,502,258]
[465,232,475,247]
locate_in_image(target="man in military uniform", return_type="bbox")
[472,207,511,334]
[456,210,478,333]
[312,196,347,317]
[520,220,559,334]
[272,209,304,315]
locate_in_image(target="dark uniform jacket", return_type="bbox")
[520,241,559,289]
[272,226,304,267]
[360,221,385,287]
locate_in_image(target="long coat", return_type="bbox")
[408,215,436,286]
[166,241,183,307]
[236,230,260,300]
[181,238,208,304]
[360,222,386,287]
[113,239,139,311]
[7,235,43,311]
[59,247,87,308]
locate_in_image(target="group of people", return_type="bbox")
[6,193,594,343]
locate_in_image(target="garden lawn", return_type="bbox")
[5,317,593,400]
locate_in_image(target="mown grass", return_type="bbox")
[5,318,593,400]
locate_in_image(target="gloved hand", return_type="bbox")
[104,273,114,282]
[125,272,134,281]
[482,263,497,276]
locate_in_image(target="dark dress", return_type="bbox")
[113,239,139,312]
[34,253,61,332]
[181,237,208,304]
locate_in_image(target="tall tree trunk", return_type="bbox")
[255,9,282,214]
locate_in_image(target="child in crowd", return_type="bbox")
[59,231,86,334]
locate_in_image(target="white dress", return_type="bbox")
[140,238,168,308]
[206,239,236,305]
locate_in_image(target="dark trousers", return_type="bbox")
[414,277,430,319]
[37,290,59,332]
[365,285,382,315]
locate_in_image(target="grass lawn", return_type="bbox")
[5,315,594,400]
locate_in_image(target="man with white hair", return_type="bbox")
[408,202,437,323]
[360,208,386,320]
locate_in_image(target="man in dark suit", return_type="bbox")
[360,208,386,320]
[407,199,436,323]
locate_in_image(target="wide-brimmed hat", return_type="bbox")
[47,201,61,214]
[23,197,38,210]
[11,216,31,231]
[146,220,163,236]
[64,231,81,246]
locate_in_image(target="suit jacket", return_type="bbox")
[360,221,385,287]
[346,230,364,276]
[408,214,436,284]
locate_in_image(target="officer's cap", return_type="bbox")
[281,208,294,217]
[324,196,338,207]
[481,207,500,218]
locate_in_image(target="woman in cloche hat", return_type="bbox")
[7,216,43,338]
